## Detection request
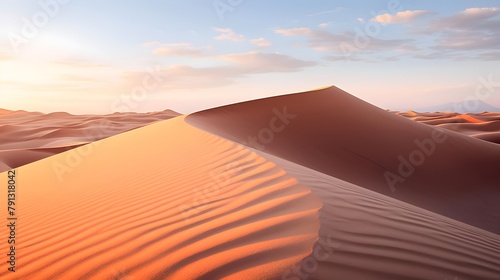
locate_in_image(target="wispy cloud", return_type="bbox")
[307,7,344,17]
[275,27,415,54]
[324,55,364,62]
[433,7,500,29]
[148,42,212,57]
[476,51,500,61]
[423,7,500,54]
[219,51,316,72]
[371,10,432,24]
[213,28,245,42]
[250,38,272,47]
[122,52,316,90]
[143,41,162,47]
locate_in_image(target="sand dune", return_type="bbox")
[472,132,500,144]
[186,86,500,233]
[1,86,499,279]
[0,108,14,115]
[0,110,179,172]
[0,116,321,279]
[395,111,500,144]
[258,150,500,280]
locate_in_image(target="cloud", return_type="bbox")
[476,51,500,61]
[275,27,416,54]
[143,41,161,47]
[413,51,451,60]
[433,30,500,50]
[389,7,500,60]
[219,51,316,73]
[324,54,401,63]
[318,23,330,28]
[275,8,496,61]
[307,8,343,17]
[149,43,212,57]
[250,38,272,47]
[122,65,236,89]
[414,50,500,61]
[427,7,500,52]
[213,28,245,42]
[433,7,500,29]
[121,52,316,90]
[371,10,432,24]
[275,28,313,37]
[324,55,363,62]
[356,18,365,23]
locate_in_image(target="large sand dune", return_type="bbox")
[0,116,321,279]
[0,86,499,279]
[186,86,500,233]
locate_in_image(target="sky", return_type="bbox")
[0,0,499,114]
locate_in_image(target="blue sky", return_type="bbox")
[0,0,499,113]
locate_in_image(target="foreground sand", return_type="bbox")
[258,150,500,279]
[0,116,320,279]
[0,86,499,279]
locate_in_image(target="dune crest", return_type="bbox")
[186,86,500,233]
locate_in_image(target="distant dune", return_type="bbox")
[0,86,499,279]
[0,110,179,172]
[397,99,500,114]
[396,111,500,144]
[0,108,14,115]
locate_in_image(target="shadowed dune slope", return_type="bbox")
[186,86,500,233]
[257,150,500,280]
[0,116,321,279]
[0,110,180,172]
[472,132,500,144]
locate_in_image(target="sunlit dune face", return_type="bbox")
[458,114,483,123]
[0,116,321,279]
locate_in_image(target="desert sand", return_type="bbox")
[0,86,499,279]
[187,86,500,233]
[396,111,500,144]
[0,110,179,173]
[0,116,321,279]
